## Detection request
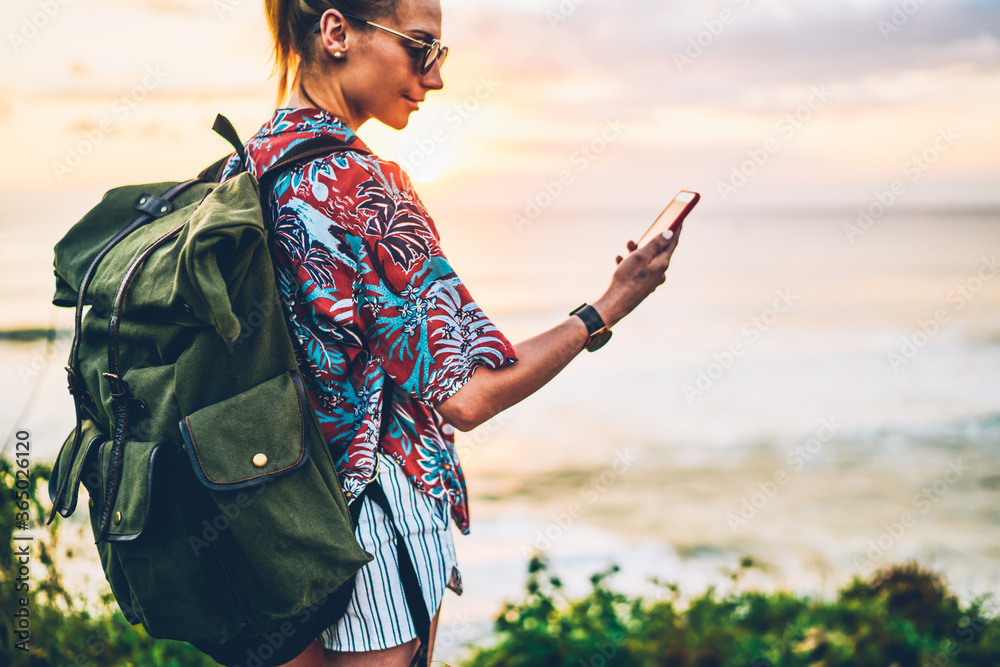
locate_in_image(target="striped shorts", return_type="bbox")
[321,454,461,652]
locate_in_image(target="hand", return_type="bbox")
[596,224,683,327]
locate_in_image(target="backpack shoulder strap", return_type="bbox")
[207,113,371,187]
[213,114,248,167]
[258,136,370,188]
[254,131,370,237]
[362,479,431,667]
[339,379,431,666]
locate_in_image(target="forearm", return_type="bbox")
[435,230,678,432]
[436,314,591,431]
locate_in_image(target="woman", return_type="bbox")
[236,0,683,664]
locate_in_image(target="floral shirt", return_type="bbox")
[221,108,517,533]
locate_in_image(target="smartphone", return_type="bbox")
[637,191,700,247]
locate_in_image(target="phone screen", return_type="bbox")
[637,191,700,247]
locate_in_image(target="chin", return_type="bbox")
[379,108,414,131]
[386,116,410,131]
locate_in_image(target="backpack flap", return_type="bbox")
[179,371,311,491]
[99,440,164,542]
[49,420,106,518]
[171,172,266,344]
[53,181,209,308]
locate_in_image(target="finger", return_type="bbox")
[649,237,677,268]
[641,229,674,257]
[648,244,677,270]
[626,240,638,252]
[647,235,682,269]
[615,255,623,265]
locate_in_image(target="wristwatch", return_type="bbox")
[570,304,612,352]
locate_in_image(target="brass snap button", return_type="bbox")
[114,511,122,525]
[253,453,268,468]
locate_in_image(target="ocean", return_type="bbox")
[1,193,997,659]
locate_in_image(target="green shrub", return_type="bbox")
[3,455,998,666]
[466,555,999,667]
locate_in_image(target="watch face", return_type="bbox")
[585,329,612,352]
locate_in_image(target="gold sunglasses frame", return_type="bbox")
[312,12,448,75]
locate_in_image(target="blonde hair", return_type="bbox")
[265,0,399,105]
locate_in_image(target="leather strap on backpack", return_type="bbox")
[94,219,191,542]
[50,178,201,525]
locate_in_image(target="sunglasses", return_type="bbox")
[313,12,448,75]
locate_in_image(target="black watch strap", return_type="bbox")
[570,304,613,352]
[569,304,606,335]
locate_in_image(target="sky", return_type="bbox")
[1,0,998,213]
[1,0,999,611]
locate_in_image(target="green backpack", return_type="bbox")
[47,116,373,666]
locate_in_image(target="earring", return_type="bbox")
[334,51,343,58]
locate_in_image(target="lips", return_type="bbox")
[403,95,422,110]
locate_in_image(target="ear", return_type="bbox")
[316,9,350,58]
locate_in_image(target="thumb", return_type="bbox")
[643,229,675,256]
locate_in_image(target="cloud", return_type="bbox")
[445,0,1000,110]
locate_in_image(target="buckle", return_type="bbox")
[134,194,173,217]
[101,372,130,399]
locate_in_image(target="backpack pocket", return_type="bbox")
[178,371,312,490]
[49,419,106,518]
[99,439,164,542]
[92,438,251,645]
[174,368,373,635]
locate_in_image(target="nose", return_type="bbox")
[422,58,444,91]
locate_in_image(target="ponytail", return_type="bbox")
[264,0,400,106]
[264,0,297,105]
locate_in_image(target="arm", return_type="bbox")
[436,229,682,431]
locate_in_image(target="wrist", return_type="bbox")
[569,303,613,352]
[591,295,623,330]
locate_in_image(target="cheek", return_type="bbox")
[346,64,397,108]
[372,68,410,107]
[372,44,419,88]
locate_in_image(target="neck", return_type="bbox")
[287,70,364,132]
